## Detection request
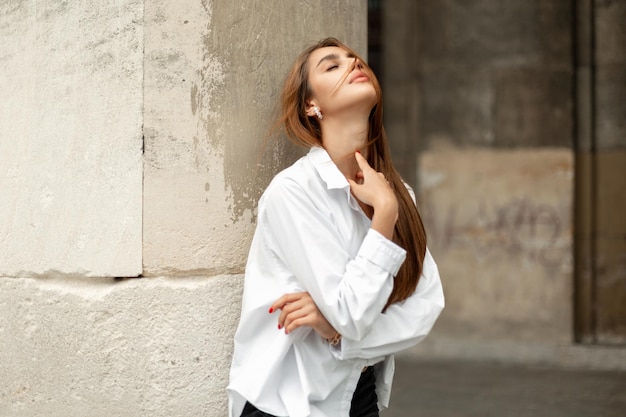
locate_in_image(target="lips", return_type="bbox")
[349,71,369,83]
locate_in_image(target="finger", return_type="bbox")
[283,308,315,334]
[279,295,316,330]
[283,307,311,333]
[278,299,302,329]
[286,316,314,334]
[281,293,315,332]
[269,294,290,313]
[269,292,304,313]
[281,297,315,329]
[284,303,319,334]
[354,151,372,172]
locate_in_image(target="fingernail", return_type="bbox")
[356,149,361,154]
[278,324,282,330]
[268,307,273,314]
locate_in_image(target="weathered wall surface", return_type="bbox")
[575,0,626,345]
[384,0,626,365]
[0,0,367,415]
[383,0,577,353]
[0,0,143,277]
[0,275,241,417]
[419,148,573,342]
[143,0,367,275]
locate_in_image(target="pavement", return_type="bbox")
[380,356,626,417]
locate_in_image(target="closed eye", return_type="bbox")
[326,64,339,71]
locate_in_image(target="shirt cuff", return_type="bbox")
[358,228,407,276]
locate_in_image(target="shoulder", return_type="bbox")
[260,154,321,212]
[265,156,311,195]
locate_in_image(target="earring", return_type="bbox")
[313,106,323,120]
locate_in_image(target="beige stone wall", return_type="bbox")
[0,275,241,416]
[0,1,367,415]
[143,1,367,275]
[0,0,143,277]
[419,148,573,343]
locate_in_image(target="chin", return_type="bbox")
[332,86,379,114]
[354,84,377,106]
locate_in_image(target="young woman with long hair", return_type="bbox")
[227,38,444,417]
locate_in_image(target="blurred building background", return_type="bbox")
[370,0,626,366]
[0,1,623,416]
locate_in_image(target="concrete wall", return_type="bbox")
[383,0,625,368]
[0,1,367,415]
[0,0,143,277]
[383,0,626,368]
[575,0,626,346]
[419,148,573,342]
[383,0,574,345]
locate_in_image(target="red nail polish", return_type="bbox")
[278,324,282,330]
[268,307,273,314]
[356,149,361,154]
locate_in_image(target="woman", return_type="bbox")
[227,38,444,417]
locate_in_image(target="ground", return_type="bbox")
[382,356,626,417]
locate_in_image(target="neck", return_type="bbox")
[320,114,370,181]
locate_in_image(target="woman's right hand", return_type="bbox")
[270,292,338,340]
[347,151,398,240]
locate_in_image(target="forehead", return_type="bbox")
[308,46,351,67]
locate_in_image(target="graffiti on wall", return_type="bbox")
[422,196,571,270]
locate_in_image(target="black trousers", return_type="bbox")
[240,367,379,417]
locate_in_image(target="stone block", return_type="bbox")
[596,66,626,150]
[397,65,574,151]
[382,0,419,185]
[418,67,493,148]
[416,0,571,67]
[0,275,243,417]
[573,152,595,340]
[0,1,143,277]
[574,150,626,344]
[493,68,573,147]
[594,150,626,344]
[596,0,626,66]
[142,0,367,274]
[409,0,573,151]
[418,147,573,343]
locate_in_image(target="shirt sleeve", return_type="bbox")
[259,176,407,341]
[331,248,445,360]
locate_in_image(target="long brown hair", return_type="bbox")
[273,37,427,309]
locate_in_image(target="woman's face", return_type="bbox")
[306,46,377,118]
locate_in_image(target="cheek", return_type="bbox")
[310,74,342,100]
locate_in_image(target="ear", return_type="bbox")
[305,100,317,117]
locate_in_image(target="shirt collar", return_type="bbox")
[307,147,362,212]
[307,146,350,190]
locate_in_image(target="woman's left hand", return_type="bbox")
[270,292,337,340]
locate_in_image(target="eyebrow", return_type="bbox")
[316,52,355,68]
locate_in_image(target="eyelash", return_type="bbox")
[326,64,339,71]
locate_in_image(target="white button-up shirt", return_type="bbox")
[228,146,444,417]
